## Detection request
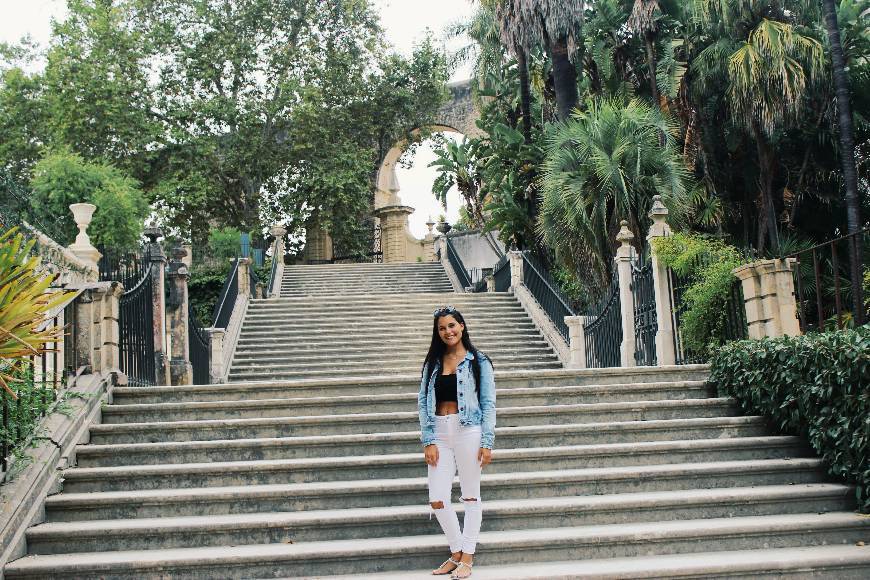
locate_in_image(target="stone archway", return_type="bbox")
[372,80,484,263]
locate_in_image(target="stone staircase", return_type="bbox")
[5,263,869,578]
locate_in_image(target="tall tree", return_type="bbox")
[821,0,864,323]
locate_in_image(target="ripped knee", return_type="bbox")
[430,500,445,509]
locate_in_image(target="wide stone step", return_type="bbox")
[246,302,526,314]
[111,379,708,407]
[241,312,532,327]
[44,458,826,521]
[10,512,868,578]
[317,545,870,580]
[228,361,564,381]
[254,293,519,306]
[231,343,554,362]
[235,327,543,342]
[100,397,736,426]
[237,322,542,338]
[25,484,853,555]
[85,413,759,452]
[280,285,455,295]
[69,435,806,485]
[279,276,452,286]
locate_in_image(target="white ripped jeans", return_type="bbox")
[428,414,483,554]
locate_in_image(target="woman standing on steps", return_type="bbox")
[418,306,496,579]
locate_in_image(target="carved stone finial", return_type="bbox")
[144,224,163,244]
[170,243,187,262]
[67,203,101,268]
[269,223,287,238]
[616,220,634,246]
[648,195,669,221]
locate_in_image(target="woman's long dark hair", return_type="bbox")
[421,308,491,393]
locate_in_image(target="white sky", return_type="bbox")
[0,0,477,238]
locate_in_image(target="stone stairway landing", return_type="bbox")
[280,262,454,297]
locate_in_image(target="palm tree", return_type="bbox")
[627,0,662,109]
[538,97,690,294]
[820,0,864,323]
[692,3,826,252]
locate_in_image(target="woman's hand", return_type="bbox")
[424,444,439,467]
[478,447,492,467]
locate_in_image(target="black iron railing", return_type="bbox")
[249,264,260,298]
[97,245,149,290]
[119,266,156,386]
[446,238,472,289]
[188,301,210,385]
[521,252,575,341]
[584,270,622,368]
[787,227,869,332]
[213,258,239,328]
[492,254,511,292]
[632,257,658,366]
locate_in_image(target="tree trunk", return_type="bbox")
[752,121,779,253]
[644,31,660,110]
[550,37,578,121]
[821,0,864,324]
[517,48,532,142]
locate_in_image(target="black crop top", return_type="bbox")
[435,373,458,404]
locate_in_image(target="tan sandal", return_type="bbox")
[452,560,473,579]
[432,557,460,576]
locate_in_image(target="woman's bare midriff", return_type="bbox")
[436,402,459,416]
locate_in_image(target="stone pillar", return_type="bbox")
[87,282,123,376]
[508,250,524,290]
[564,315,589,369]
[733,258,801,339]
[237,257,252,297]
[423,219,438,262]
[269,223,287,297]
[144,225,170,386]
[167,244,193,386]
[372,205,415,263]
[646,196,676,366]
[485,274,495,293]
[615,221,637,367]
[206,328,225,384]
[303,219,333,263]
[67,203,102,271]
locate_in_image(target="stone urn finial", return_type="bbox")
[67,203,101,268]
[144,223,163,244]
[616,220,634,246]
[426,216,436,235]
[647,195,672,239]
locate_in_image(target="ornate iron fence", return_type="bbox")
[213,258,240,328]
[492,254,511,292]
[521,252,575,342]
[584,270,622,368]
[119,265,157,386]
[446,238,472,288]
[97,245,149,290]
[188,302,210,385]
[631,256,658,366]
[787,227,869,332]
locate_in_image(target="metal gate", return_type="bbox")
[584,270,622,368]
[119,264,156,386]
[631,257,658,366]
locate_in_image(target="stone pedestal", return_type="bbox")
[269,224,287,297]
[304,221,333,263]
[615,222,637,368]
[144,226,170,386]
[82,282,123,377]
[372,205,415,263]
[646,196,676,366]
[206,328,226,384]
[564,315,590,369]
[167,245,193,386]
[508,250,524,290]
[67,203,102,270]
[733,259,801,339]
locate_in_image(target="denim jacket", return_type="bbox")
[418,351,496,449]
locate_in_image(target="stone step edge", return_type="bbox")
[310,545,870,580]
[27,484,853,540]
[45,458,826,505]
[106,379,709,406]
[68,436,803,476]
[8,512,868,576]
[82,415,759,443]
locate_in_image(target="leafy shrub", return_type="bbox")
[710,328,870,512]
[653,233,746,357]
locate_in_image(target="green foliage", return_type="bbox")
[539,97,691,294]
[207,228,242,262]
[188,265,227,327]
[710,328,870,512]
[653,233,746,356]
[29,150,148,251]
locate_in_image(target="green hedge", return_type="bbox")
[710,327,870,512]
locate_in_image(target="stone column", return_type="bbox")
[206,328,226,384]
[67,203,102,270]
[303,218,334,263]
[237,257,252,297]
[144,226,170,386]
[87,282,123,376]
[485,274,495,293]
[269,223,287,297]
[167,245,193,386]
[615,221,637,367]
[564,315,589,369]
[423,219,438,262]
[733,258,801,339]
[372,205,415,263]
[508,250,524,290]
[646,196,676,366]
